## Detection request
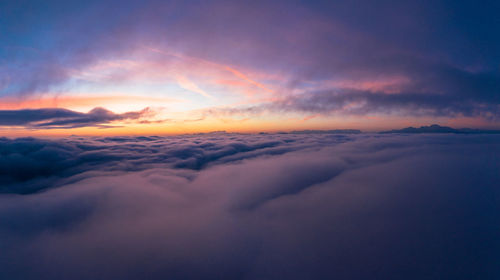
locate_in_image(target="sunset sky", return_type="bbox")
[1,0,499,135]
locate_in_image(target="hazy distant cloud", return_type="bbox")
[0,107,151,129]
[0,133,499,279]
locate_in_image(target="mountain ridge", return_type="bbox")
[381,124,500,134]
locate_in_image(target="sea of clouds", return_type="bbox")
[0,133,499,279]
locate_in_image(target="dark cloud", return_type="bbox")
[273,87,500,119]
[0,107,150,129]
[209,85,500,120]
[0,133,499,279]
[0,133,354,193]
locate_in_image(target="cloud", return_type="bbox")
[0,133,499,279]
[0,107,151,129]
[175,75,214,99]
[207,84,500,120]
[0,133,354,194]
[276,86,500,119]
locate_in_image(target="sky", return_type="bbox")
[1,0,499,135]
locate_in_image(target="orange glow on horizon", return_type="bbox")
[0,111,496,138]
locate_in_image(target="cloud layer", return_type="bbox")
[0,133,499,279]
[0,107,150,129]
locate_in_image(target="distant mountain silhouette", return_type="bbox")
[382,124,500,134]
